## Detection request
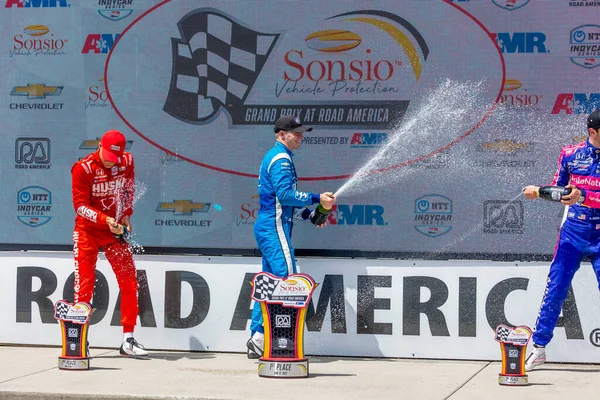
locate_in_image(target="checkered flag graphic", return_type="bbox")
[252,273,280,301]
[54,300,71,320]
[495,325,512,342]
[163,10,279,123]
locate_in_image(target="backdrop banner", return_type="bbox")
[2,1,599,257]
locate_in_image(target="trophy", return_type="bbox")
[251,272,317,378]
[54,300,93,370]
[494,324,532,386]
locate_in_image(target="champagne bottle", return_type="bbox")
[310,204,331,225]
[114,225,131,242]
[537,186,572,202]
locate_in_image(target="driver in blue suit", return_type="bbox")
[247,115,336,358]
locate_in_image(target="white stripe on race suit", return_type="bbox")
[275,197,294,276]
[267,153,291,174]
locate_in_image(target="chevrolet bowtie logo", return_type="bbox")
[156,200,211,215]
[481,139,530,153]
[11,84,63,99]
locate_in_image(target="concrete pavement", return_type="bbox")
[0,346,599,400]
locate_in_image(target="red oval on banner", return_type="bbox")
[106,0,504,181]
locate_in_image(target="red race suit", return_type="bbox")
[71,150,138,329]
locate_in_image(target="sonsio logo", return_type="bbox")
[155,200,212,227]
[414,194,452,237]
[81,33,120,54]
[275,10,429,125]
[552,93,600,114]
[491,32,548,54]
[498,79,542,109]
[327,204,386,226]
[5,0,70,7]
[483,200,524,234]
[10,84,64,110]
[237,194,259,226]
[349,133,388,148]
[15,138,51,169]
[570,25,600,69]
[17,186,52,227]
[86,78,111,109]
[163,10,427,129]
[79,137,132,151]
[11,25,67,57]
[492,0,530,11]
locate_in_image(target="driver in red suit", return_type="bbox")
[71,129,147,356]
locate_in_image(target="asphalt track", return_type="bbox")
[0,346,598,400]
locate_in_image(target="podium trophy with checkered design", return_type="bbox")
[53,300,93,370]
[251,272,317,378]
[494,324,532,385]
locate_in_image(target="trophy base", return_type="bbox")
[257,358,309,378]
[58,357,90,370]
[498,374,528,386]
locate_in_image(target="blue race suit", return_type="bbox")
[250,142,320,335]
[533,139,600,346]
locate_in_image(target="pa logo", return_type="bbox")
[275,315,291,328]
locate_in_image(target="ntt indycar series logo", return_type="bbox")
[570,25,600,69]
[414,194,452,237]
[163,9,428,128]
[17,186,52,227]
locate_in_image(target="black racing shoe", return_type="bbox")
[247,347,260,359]
[119,337,149,356]
[246,337,264,358]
